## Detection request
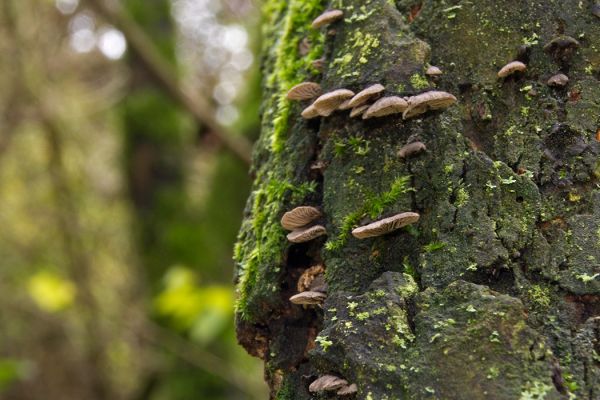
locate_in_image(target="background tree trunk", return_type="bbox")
[235,0,600,398]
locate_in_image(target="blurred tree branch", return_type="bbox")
[87,0,254,165]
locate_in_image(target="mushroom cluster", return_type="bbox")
[289,264,328,306]
[309,374,357,396]
[281,206,326,243]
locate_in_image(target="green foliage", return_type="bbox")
[27,270,76,313]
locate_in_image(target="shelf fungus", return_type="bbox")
[350,104,369,118]
[289,290,327,305]
[337,99,353,111]
[286,82,322,100]
[425,66,443,76]
[308,375,348,393]
[402,91,457,120]
[497,61,527,78]
[398,141,426,159]
[337,383,358,396]
[281,206,322,230]
[347,84,385,108]
[363,96,408,119]
[287,225,327,243]
[297,264,325,292]
[313,89,355,116]
[547,73,569,87]
[311,9,344,29]
[301,104,320,119]
[352,212,420,239]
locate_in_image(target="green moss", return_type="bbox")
[410,73,430,90]
[526,285,551,310]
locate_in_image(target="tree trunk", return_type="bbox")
[235,0,600,398]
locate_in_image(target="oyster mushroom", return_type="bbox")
[347,84,385,108]
[311,9,344,29]
[547,73,569,87]
[352,212,420,239]
[312,89,355,116]
[289,291,327,305]
[301,104,320,119]
[402,91,457,120]
[287,225,327,243]
[425,66,443,76]
[309,375,348,393]
[497,61,527,78]
[349,104,369,118]
[363,96,408,119]
[543,35,580,63]
[398,141,427,159]
[337,383,358,396]
[286,82,322,100]
[281,206,322,230]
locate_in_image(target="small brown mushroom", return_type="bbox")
[402,91,457,120]
[287,82,322,100]
[398,141,426,159]
[363,96,408,119]
[301,104,320,119]
[543,35,580,64]
[337,99,353,110]
[311,57,326,71]
[311,9,344,29]
[297,264,325,292]
[347,84,385,108]
[309,375,348,393]
[337,383,358,396]
[289,291,327,305]
[547,73,569,87]
[497,61,527,78]
[313,89,355,116]
[425,66,443,76]
[281,206,322,230]
[352,212,420,239]
[349,104,369,118]
[287,225,327,243]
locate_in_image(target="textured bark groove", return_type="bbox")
[235,0,600,398]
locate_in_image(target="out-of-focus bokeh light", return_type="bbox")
[55,0,79,15]
[98,28,127,60]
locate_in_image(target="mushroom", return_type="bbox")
[287,82,322,100]
[425,66,443,76]
[313,89,355,116]
[337,383,358,396]
[311,9,344,29]
[547,73,569,87]
[281,206,322,230]
[543,36,580,63]
[289,291,327,305]
[337,99,353,110]
[287,225,327,243]
[349,104,369,118]
[497,61,527,78]
[297,264,325,292]
[398,141,427,159]
[402,91,457,120]
[352,212,420,239]
[309,375,348,393]
[312,57,326,71]
[347,84,385,108]
[363,96,408,119]
[301,104,320,119]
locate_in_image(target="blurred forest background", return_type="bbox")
[0,0,267,398]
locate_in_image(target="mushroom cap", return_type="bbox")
[297,264,325,292]
[398,141,427,158]
[337,383,358,396]
[286,82,322,100]
[425,66,443,76]
[311,9,344,29]
[352,212,420,239]
[337,99,353,110]
[543,35,580,52]
[287,225,327,243]
[281,206,322,230]
[313,89,355,116]
[497,61,527,78]
[363,96,408,119]
[547,73,569,87]
[311,58,326,71]
[347,84,385,108]
[309,375,348,392]
[349,104,369,118]
[301,104,321,119]
[402,91,457,119]
[289,291,327,305]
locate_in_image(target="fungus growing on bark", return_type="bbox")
[338,99,353,110]
[497,61,527,78]
[287,225,327,243]
[313,89,355,116]
[398,141,427,158]
[350,104,369,118]
[289,291,327,305]
[352,212,420,239]
[311,9,344,29]
[347,84,385,108]
[311,57,326,71]
[363,96,408,119]
[425,66,443,76]
[308,375,348,392]
[297,264,325,292]
[281,206,322,230]
[337,383,358,396]
[547,73,569,87]
[544,36,580,63]
[301,104,320,119]
[286,82,322,100]
[402,91,457,120]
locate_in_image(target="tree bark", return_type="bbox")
[235,0,600,399]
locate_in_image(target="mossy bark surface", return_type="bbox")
[235,0,600,398]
